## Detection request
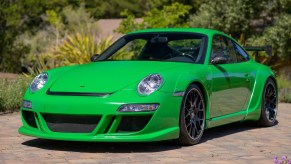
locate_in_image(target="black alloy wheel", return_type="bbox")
[178,84,205,145]
[258,78,278,126]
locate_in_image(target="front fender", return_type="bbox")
[162,65,212,121]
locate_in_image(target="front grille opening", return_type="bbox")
[22,110,37,128]
[43,114,101,133]
[117,115,152,132]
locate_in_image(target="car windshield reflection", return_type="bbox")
[96,33,207,64]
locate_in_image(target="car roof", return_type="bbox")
[129,28,225,36]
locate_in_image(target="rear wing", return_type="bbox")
[244,45,272,57]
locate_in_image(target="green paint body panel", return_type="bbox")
[19,28,276,142]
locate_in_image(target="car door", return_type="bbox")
[230,40,254,110]
[210,35,251,118]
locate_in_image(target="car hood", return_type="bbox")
[49,61,187,93]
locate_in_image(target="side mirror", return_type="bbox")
[90,54,99,62]
[211,56,228,64]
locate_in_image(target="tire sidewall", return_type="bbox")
[179,84,205,145]
[259,78,278,126]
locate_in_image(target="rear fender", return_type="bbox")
[244,66,276,121]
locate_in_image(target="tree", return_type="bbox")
[189,0,276,39]
[0,0,77,72]
[188,0,291,69]
[246,13,291,68]
[0,1,27,72]
[147,0,202,14]
[115,2,192,34]
[84,0,150,18]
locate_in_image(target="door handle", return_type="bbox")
[244,74,250,82]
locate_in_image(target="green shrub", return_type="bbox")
[277,75,291,103]
[279,90,291,103]
[0,76,31,113]
[20,4,101,73]
[115,2,192,34]
[27,33,114,74]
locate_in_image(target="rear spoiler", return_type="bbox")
[244,45,272,57]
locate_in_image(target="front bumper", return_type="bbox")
[19,89,182,142]
[18,126,178,142]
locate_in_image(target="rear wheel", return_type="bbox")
[258,78,278,126]
[178,84,205,145]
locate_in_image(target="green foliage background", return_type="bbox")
[1,0,291,73]
[116,0,291,70]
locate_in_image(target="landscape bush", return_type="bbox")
[277,75,291,103]
[27,33,114,74]
[0,76,31,113]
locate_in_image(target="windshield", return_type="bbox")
[96,32,207,64]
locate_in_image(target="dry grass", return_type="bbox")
[0,75,31,113]
[277,75,291,103]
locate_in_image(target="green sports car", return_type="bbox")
[19,28,278,145]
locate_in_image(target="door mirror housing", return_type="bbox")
[90,54,100,62]
[211,56,228,64]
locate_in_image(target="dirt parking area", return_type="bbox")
[0,73,18,79]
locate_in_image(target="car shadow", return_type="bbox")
[200,120,279,143]
[22,121,279,153]
[22,139,181,153]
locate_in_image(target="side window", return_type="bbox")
[226,38,237,63]
[232,42,250,62]
[211,35,236,63]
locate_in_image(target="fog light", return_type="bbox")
[118,104,159,112]
[22,100,32,109]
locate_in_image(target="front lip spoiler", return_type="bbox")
[46,89,112,97]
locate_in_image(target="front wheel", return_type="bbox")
[178,84,205,145]
[258,78,278,126]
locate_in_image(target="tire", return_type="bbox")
[258,78,278,127]
[178,84,206,145]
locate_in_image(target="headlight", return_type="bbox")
[137,74,163,95]
[30,72,49,92]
